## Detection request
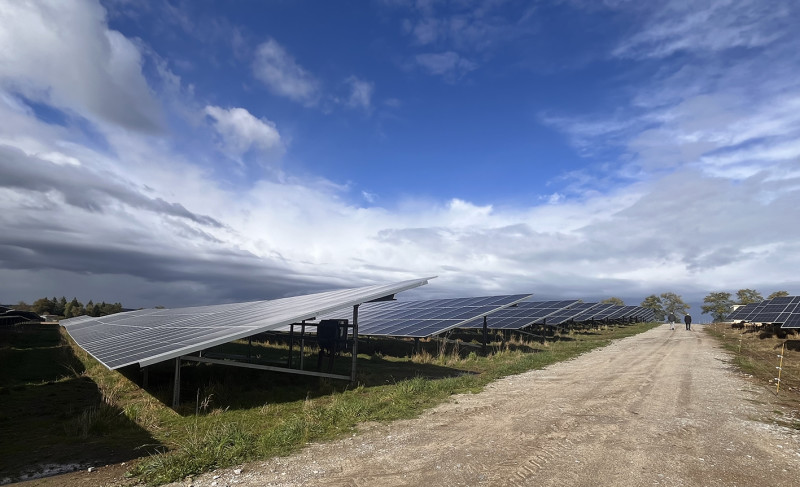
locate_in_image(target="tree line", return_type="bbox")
[636,289,789,323]
[700,289,788,322]
[9,296,125,319]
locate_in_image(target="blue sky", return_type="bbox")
[1,0,799,315]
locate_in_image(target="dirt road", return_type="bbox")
[170,325,800,486]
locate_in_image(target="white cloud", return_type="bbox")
[409,16,440,45]
[344,76,374,112]
[542,0,800,192]
[415,52,477,80]
[204,105,283,160]
[362,191,377,203]
[3,93,800,307]
[392,1,539,83]
[399,1,534,52]
[3,0,800,313]
[612,0,793,59]
[0,0,162,132]
[37,152,81,167]
[252,38,320,106]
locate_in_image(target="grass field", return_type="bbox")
[0,323,156,483]
[1,321,658,485]
[706,321,800,429]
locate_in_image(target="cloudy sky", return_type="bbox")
[1,0,798,313]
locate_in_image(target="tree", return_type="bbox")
[32,297,54,315]
[64,297,85,318]
[702,292,734,322]
[54,297,67,316]
[736,289,762,305]
[660,292,690,317]
[768,290,790,299]
[641,295,665,321]
[601,297,625,306]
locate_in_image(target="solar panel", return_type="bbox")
[726,302,759,321]
[544,302,603,325]
[310,294,533,337]
[459,300,580,330]
[62,277,433,369]
[588,304,625,320]
[781,300,800,329]
[605,305,640,320]
[739,300,770,321]
[749,296,800,323]
[566,303,616,323]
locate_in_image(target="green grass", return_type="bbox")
[1,321,658,485]
[706,322,800,432]
[0,324,157,483]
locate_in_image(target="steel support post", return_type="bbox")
[351,304,359,383]
[172,357,181,409]
[300,322,306,370]
[482,315,488,355]
[288,324,295,367]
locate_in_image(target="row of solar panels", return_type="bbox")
[726,296,800,329]
[61,278,656,371]
[309,298,655,338]
[62,278,435,370]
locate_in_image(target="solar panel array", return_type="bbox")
[61,278,432,369]
[639,307,657,321]
[62,271,660,372]
[313,294,532,338]
[726,302,760,321]
[607,305,643,320]
[458,300,579,330]
[723,296,800,329]
[782,300,800,329]
[544,302,603,325]
[751,296,800,324]
[569,303,617,322]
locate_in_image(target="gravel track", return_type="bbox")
[23,325,800,486]
[175,325,800,486]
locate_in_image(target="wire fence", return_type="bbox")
[711,322,800,394]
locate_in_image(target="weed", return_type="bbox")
[131,420,258,485]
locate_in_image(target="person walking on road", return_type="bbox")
[684,313,692,331]
[668,313,677,330]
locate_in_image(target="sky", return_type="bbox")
[1,0,799,315]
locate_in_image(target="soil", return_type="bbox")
[20,325,800,486]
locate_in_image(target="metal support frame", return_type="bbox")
[482,315,488,355]
[288,323,295,366]
[300,322,306,370]
[515,327,549,341]
[351,304,359,383]
[182,355,351,381]
[172,357,181,409]
[161,298,386,411]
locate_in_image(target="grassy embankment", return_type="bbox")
[0,323,155,483]
[1,321,658,485]
[706,321,800,429]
